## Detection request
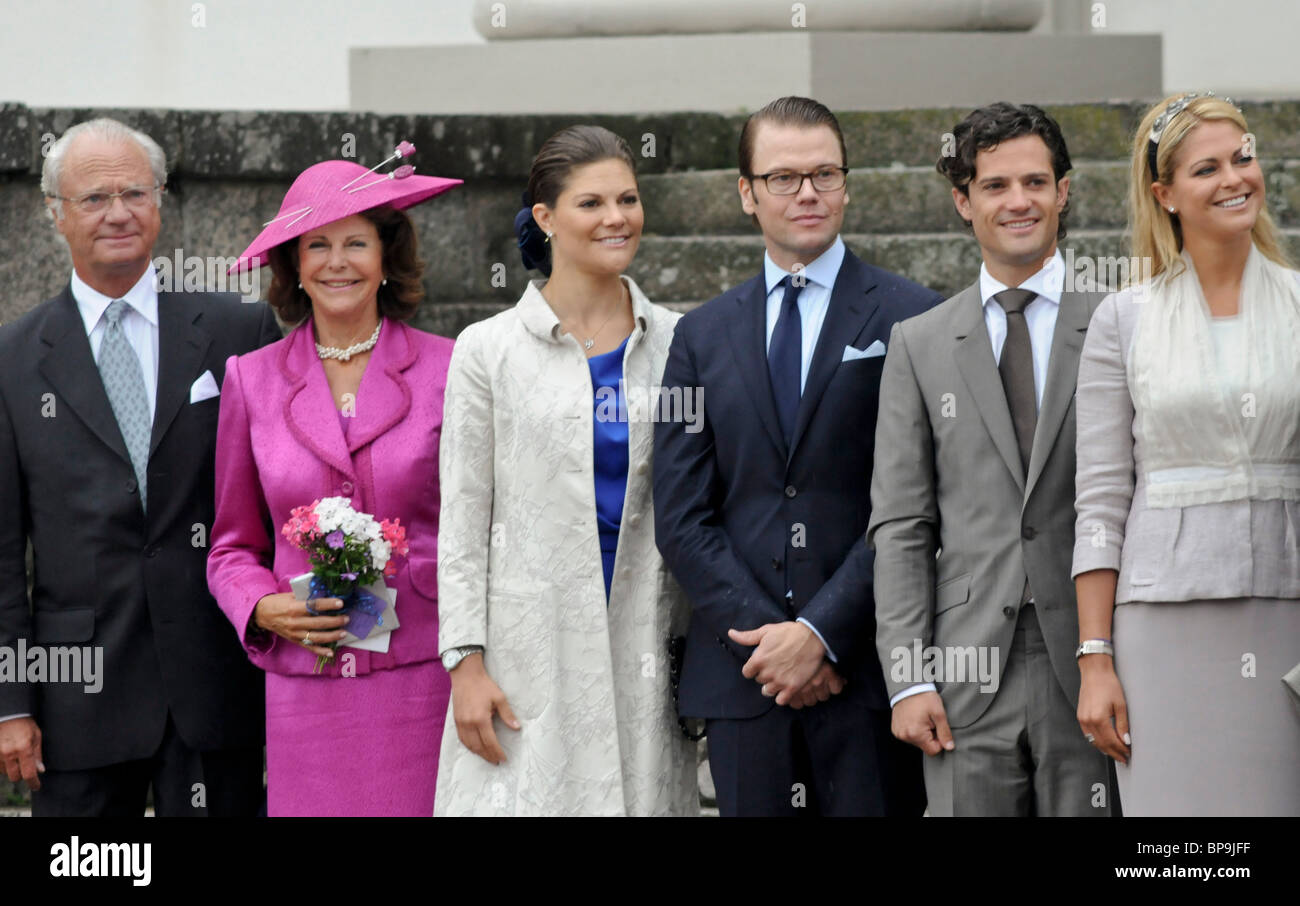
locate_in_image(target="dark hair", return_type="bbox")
[266,204,424,325]
[936,102,1073,240]
[516,125,638,276]
[738,96,847,179]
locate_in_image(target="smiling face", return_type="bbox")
[1153,119,1264,247]
[953,133,1068,286]
[50,134,161,292]
[533,158,643,278]
[295,214,384,323]
[739,122,846,271]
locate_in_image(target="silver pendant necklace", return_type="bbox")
[317,322,381,362]
[566,294,623,351]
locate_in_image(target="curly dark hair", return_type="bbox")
[936,102,1073,240]
[266,204,424,325]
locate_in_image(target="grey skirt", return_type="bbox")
[1113,597,1300,817]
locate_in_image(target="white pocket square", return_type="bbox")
[189,370,220,403]
[842,339,887,362]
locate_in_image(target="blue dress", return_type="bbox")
[588,336,630,601]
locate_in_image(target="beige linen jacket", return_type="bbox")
[434,276,698,816]
[1072,283,1300,602]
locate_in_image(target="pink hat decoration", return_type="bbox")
[230,140,461,274]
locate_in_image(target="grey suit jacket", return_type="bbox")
[1071,284,1300,602]
[868,281,1107,728]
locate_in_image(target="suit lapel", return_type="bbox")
[281,323,357,481]
[1024,290,1090,499]
[345,319,414,454]
[726,275,786,457]
[150,293,212,457]
[37,287,133,468]
[952,283,1025,494]
[788,251,880,457]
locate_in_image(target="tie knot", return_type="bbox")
[104,299,129,325]
[994,288,1036,315]
[781,274,805,306]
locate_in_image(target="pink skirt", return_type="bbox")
[264,659,450,817]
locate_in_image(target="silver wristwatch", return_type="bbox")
[441,645,484,671]
[1075,639,1115,659]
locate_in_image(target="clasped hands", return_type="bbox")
[728,621,844,708]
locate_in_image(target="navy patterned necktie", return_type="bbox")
[768,275,804,448]
[97,299,151,510]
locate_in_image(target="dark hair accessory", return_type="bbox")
[514,190,551,276]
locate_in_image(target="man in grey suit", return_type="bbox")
[868,103,1111,815]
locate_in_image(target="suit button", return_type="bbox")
[628,513,641,528]
[125,479,137,494]
[1022,525,1036,540]
[340,481,354,495]
[717,636,727,648]
[146,546,159,559]
[771,557,781,570]
[784,485,797,498]
[1003,606,1015,619]
[636,461,649,476]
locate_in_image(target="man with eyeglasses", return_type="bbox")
[0,118,281,815]
[654,96,941,815]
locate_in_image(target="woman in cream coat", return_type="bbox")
[433,126,698,815]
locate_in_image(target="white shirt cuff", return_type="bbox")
[796,617,838,663]
[890,683,937,707]
[0,713,33,723]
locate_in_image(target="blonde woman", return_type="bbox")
[1072,93,1300,816]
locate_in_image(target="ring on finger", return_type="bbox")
[302,631,312,646]
[1085,733,1096,744]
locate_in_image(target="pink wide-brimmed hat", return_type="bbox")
[229,141,462,273]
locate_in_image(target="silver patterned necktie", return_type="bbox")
[98,299,150,510]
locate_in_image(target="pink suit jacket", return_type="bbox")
[207,317,453,676]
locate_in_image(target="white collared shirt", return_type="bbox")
[71,266,161,422]
[977,249,1065,409]
[763,235,846,393]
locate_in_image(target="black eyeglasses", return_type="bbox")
[748,166,848,196]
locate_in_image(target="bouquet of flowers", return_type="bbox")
[281,497,410,673]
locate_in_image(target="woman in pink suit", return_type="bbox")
[207,147,461,816]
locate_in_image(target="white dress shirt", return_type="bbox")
[0,267,161,726]
[890,250,1064,708]
[761,236,847,662]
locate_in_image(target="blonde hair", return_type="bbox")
[1128,93,1292,283]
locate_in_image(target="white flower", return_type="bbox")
[369,538,391,570]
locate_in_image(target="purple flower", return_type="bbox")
[341,572,358,581]
[325,530,346,549]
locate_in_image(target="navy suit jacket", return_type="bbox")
[654,249,943,720]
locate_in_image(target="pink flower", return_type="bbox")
[380,518,409,558]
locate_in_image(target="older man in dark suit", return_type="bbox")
[0,118,281,815]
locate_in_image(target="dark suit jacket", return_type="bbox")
[0,284,281,771]
[654,248,943,720]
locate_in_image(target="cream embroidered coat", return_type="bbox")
[434,277,699,816]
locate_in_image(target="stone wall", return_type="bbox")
[6,101,1298,340]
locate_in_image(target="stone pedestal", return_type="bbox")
[350,30,1161,114]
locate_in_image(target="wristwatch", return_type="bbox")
[441,645,484,671]
[1075,639,1115,659]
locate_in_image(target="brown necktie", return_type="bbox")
[993,288,1038,474]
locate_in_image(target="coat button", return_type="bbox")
[1022,525,1036,540]
[784,485,797,498]
[1003,606,1015,619]
[146,546,159,558]
[340,481,354,495]
[771,557,781,570]
[125,479,137,493]
[628,513,641,528]
[636,461,649,476]
[716,635,727,648]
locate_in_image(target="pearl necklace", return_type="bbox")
[316,322,381,362]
